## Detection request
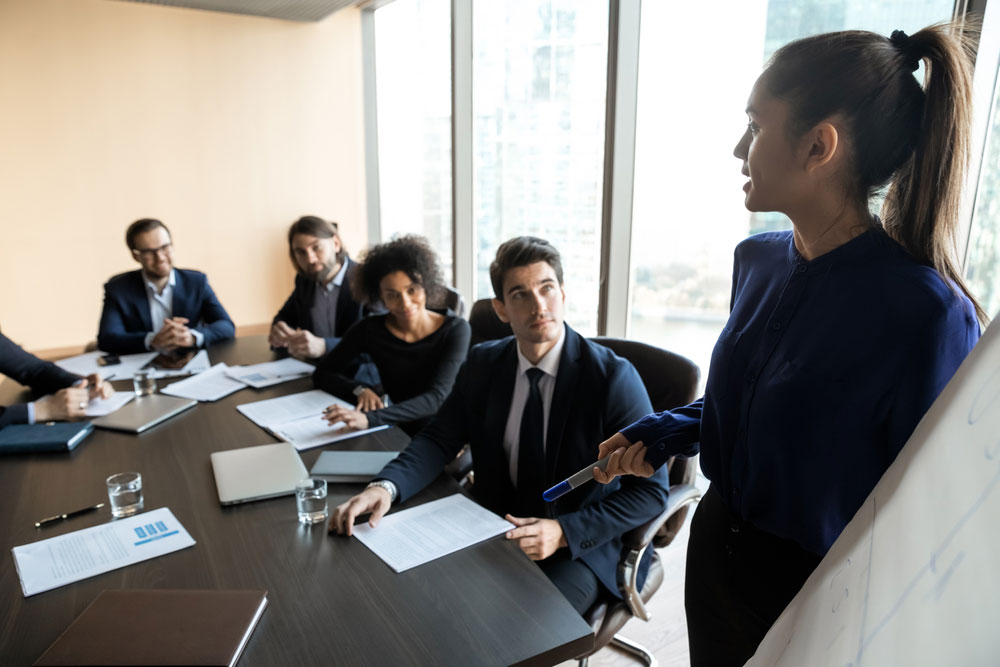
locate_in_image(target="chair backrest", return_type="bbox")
[439,286,467,318]
[590,336,700,547]
[468,298,512,346]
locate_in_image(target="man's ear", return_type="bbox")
[804,121,839,173]
[131,249,142,264]
[492,298,509,323]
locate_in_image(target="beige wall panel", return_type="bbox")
[0,0,367,352]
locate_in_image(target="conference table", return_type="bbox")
[0,336,594,666]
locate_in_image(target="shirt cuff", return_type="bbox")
[191,329,205,348]
[27,402,36,425]
[143,332,156,350]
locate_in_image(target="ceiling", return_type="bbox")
[116,0,361,22]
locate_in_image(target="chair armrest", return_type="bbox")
[623,483,702,550]
[617,483,702,621]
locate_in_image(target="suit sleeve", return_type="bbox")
[556,360,672,559]
[312,319,369,402]
[374,359,474,502]
[365,320,471,428]
[97,282,150,354]
[0,333,81,427]
[192,278,235,346]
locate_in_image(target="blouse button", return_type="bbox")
[772,321,782,331]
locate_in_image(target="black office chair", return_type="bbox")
[468,298,512,346]
[438,285,467,318]
[577,338,702,666]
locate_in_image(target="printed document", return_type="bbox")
[161,363,245,402]
[353,494,514,572]
[11,507,195,596]
[53,351,118,380]
[85,390,135,417]
[226,357,315,389]
[237,389,388,450]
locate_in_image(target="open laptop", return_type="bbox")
[91,394,196,433]
[210,442,308,505]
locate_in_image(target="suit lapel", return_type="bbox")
[483,340,518,489]
[132,271,154,331]
[545,325,581,482]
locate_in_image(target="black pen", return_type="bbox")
[34,502,105,528]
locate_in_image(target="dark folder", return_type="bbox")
[34,589,268,667]
[0,422,93,454]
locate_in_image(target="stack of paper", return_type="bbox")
[161,364,246,402]
[84,390,135,417]
[236,389,388,451]
[226,357,315,389]
[55,350,210,381]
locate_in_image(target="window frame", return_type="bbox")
[362,0,999,332]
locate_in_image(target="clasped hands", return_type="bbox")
[321,388,383,432]
[152,316,195,352]
[34,373,113,422]
[269,321,326,359]
[328,487,566,561]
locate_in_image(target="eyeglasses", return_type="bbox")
[133,243,172,258]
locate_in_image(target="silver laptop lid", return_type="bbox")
[91,394,196,433]
[210,442,309,505]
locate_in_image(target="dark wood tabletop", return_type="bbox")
[0,336,593,666]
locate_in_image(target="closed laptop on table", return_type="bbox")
[91,394,195,433]
[210,442,308,505]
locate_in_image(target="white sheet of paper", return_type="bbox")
[353,494,515,573]
[84,390,135,417]
[11,507,195,597]
[236,389,345,429]
[160,363,245,402]
[226,357,315,389]
[54,351,116,380]
[272,414,390,451]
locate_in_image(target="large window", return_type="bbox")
[373,0,453,277]
[967,57,1000,321]
[472,0,608,334]
[628,0,956,383]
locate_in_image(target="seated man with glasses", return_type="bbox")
[97,218,235,354]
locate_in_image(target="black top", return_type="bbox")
[313,309,471,434]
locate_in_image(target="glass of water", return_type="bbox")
[296,478,328,525]
[132,369,156,397]
[106,472,144,518]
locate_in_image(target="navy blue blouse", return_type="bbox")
[622,227,980,555]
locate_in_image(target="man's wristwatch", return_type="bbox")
[366,479,398,503]
[353,385,368,397]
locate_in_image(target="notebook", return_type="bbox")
[0,422,93,454]
[33,589,267,667]
[210,442,309,505]
[91,394,196,433]
[309,450,399,482]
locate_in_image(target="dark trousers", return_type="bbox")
[538,549,601,615]
[685,486,821,666]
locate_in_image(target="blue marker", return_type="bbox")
[543,455,610,502]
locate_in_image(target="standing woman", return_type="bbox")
[595,23,986,666]
[314,235,470,436]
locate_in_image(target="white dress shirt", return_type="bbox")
[502,326,565,486]
[142,270,204,350]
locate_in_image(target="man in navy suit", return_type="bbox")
[97,219,235,354]
[268,216,365,360]
[330,237,670,614]
[0,331,112,427]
